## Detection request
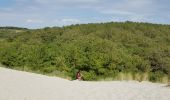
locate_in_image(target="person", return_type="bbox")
[76,70,82,80]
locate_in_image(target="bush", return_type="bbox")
[149,71,164,82]
[0,22,170,82]
[82,71,97,81]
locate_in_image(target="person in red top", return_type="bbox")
[76,70,82,80]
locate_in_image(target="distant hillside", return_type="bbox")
[0,26,28,30]
[0,27,28,40]
[0,22,170,82]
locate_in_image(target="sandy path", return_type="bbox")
[0,67,170,100]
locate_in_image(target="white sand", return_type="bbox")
[0,67,170,100]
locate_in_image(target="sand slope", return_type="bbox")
[0,67,170,100]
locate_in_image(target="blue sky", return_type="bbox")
[0,0,170,28]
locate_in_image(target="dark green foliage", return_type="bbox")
[0,26,28,30]
[149,71,164,82]
[0,22,170,81]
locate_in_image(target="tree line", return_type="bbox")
[0,22,170,82]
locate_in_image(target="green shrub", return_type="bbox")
[82,71,97,81]
[0,22,170,82]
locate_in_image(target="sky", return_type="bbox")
[0,0,170,28]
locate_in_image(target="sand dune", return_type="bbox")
[0,67,170,100]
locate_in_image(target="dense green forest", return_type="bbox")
[0,22,170,82]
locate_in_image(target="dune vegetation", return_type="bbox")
[0,21,170,82]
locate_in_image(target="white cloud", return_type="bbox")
[26,19,44,23]
[95,0,156,23]
[99,0,154,14]
[100,10,134,15]
[35,0,100,4]
[54,18,81,26]
[0,0,170,28]
[61,19,80,23]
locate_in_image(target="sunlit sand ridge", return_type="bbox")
[0,67,170,100]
